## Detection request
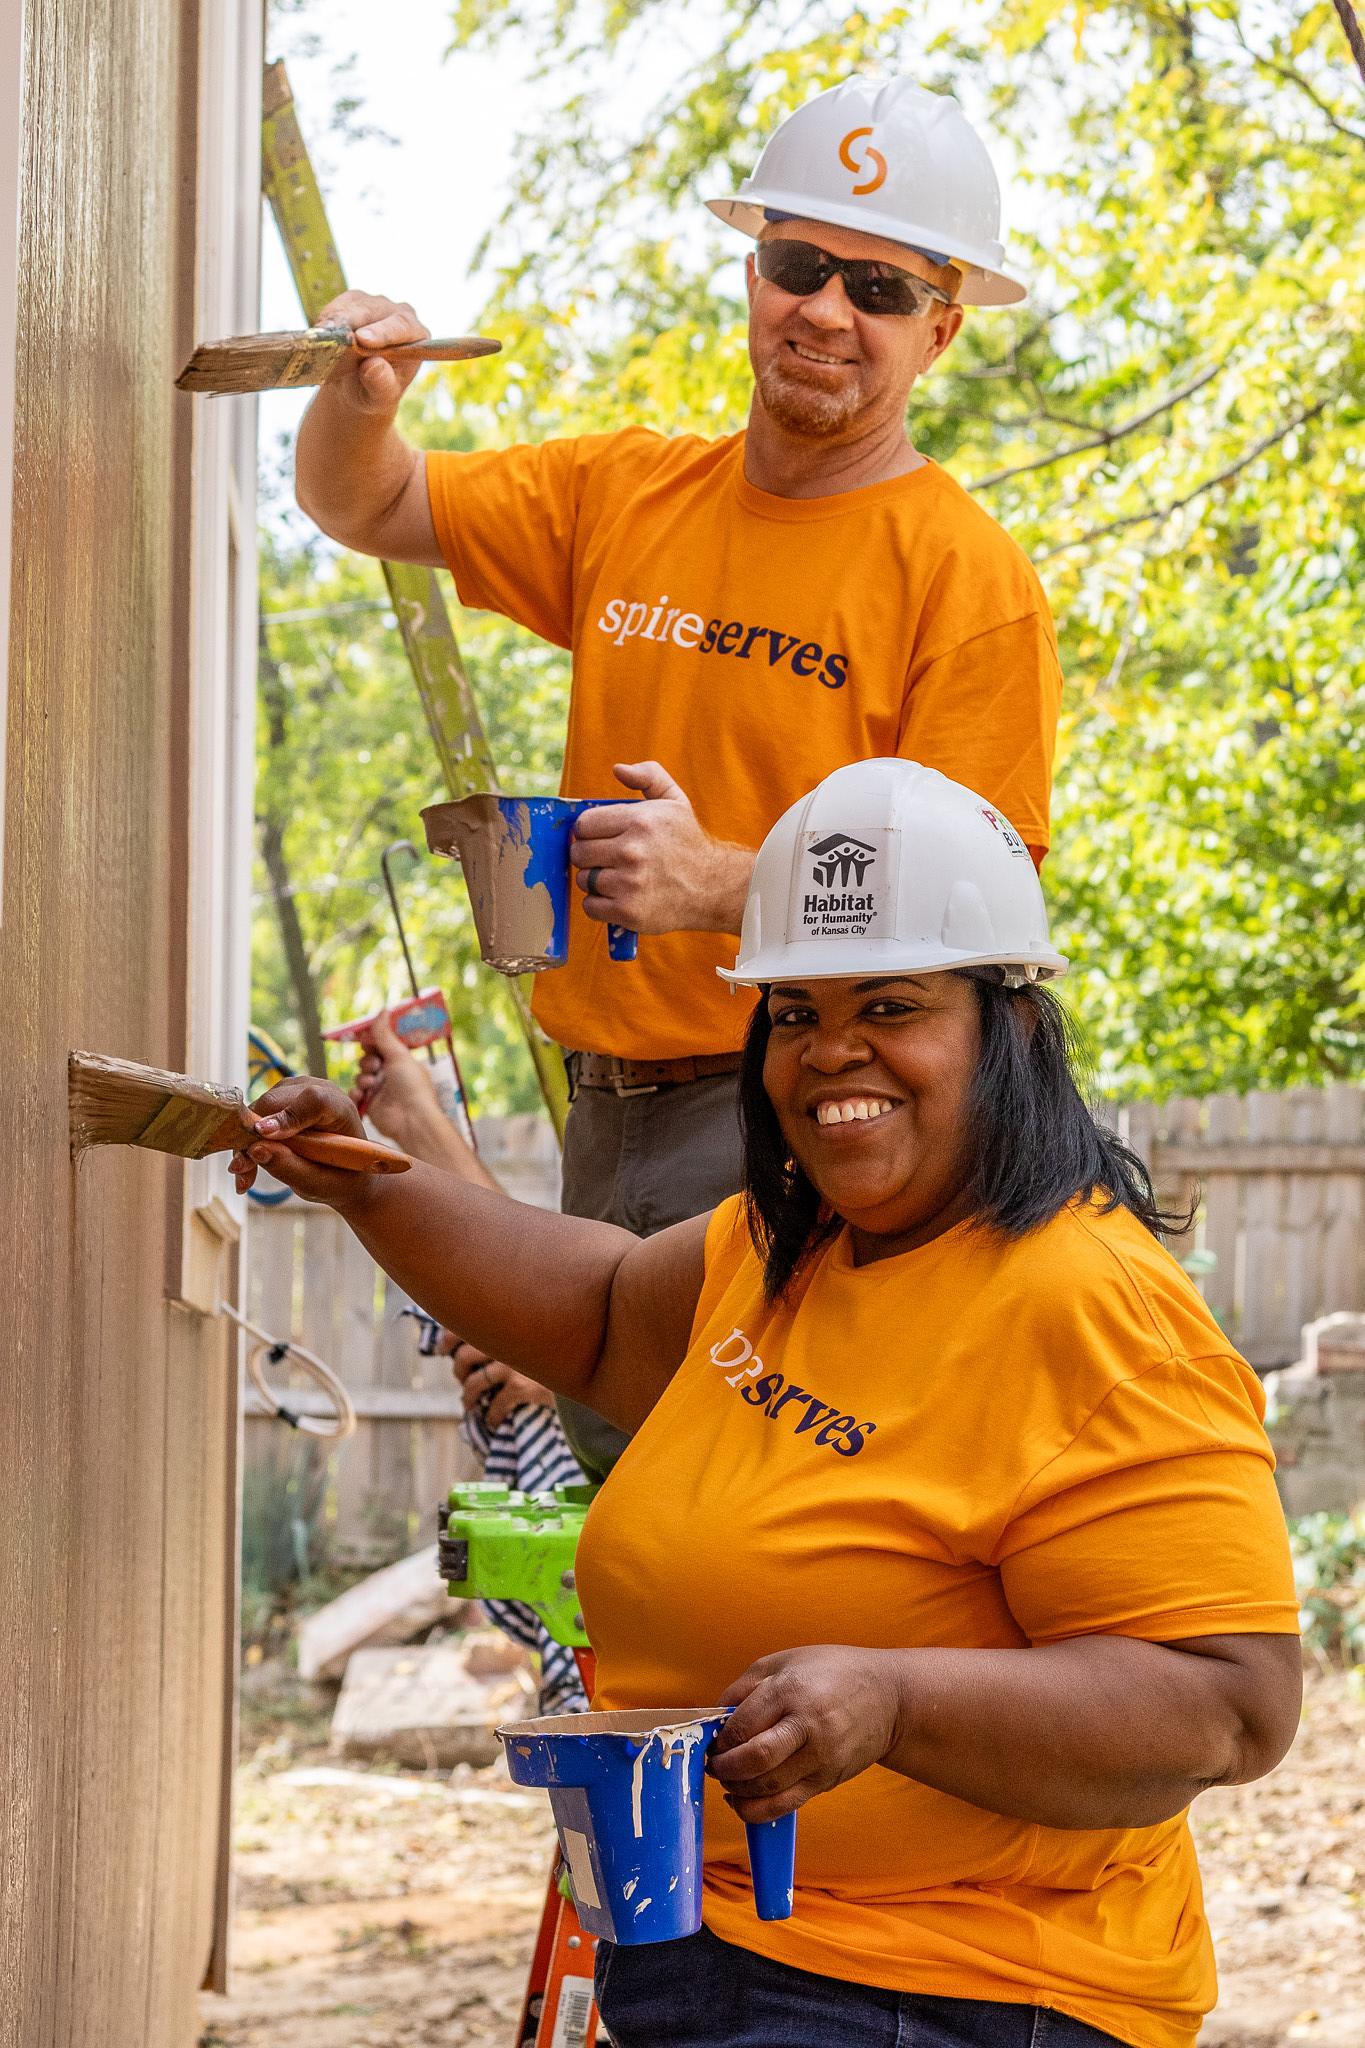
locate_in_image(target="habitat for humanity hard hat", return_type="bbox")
[722,760,1067,988]
[706,77,1026,308]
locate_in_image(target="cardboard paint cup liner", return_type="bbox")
[498,1707,796,1944]
[422,794,639,976]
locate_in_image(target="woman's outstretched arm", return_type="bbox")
[232,1078,709,1433]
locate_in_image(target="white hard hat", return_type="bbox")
[722,760,1067,988]
[706,77,1026,308]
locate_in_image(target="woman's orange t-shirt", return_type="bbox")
[426,429,1063,1061]
[575,1196,1298,2048]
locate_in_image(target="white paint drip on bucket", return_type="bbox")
[628,1720,712,1841]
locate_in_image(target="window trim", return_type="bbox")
[0,0,24,912]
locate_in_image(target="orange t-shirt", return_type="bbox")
[426,429,1063,1060]
[576,1197,1298,2048]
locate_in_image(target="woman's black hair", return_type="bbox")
[739,968,1194,1300]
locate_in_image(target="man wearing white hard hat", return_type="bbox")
[296,77,1064,1483]
[237,758,1299,2048]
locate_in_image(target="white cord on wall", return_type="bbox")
[218,1300,358,1442]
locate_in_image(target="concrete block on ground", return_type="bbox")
[330,1641,536,1770]
[298,1545,465,1682]
[1269,1365,1365,1516]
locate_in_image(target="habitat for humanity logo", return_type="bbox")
[794,827,887,940]
[809,833,876,889]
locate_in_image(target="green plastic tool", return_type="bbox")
[438,1480,597,1648]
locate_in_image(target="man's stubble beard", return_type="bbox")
[754,354,865,438]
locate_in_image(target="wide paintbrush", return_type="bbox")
[175,324,501,395]
[68,1050,409,1174]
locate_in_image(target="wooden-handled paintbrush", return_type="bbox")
[175,324,501,395]
[68,1051,410,1175]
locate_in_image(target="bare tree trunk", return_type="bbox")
[258,813,329,1078]
[258,620,329,1078]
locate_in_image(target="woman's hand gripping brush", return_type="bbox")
[230,1076,709,1441]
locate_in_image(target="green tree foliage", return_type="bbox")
[257,0,1364,1100]
[254,528,568,1109]
[418,0,1365,1094]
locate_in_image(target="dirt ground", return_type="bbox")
[199,1666,1365,2048]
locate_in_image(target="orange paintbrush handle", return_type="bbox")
[360,336,501,363]
[289,1131,412,1175]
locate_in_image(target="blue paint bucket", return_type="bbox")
[422,794,638,974]
[498,1708,798,1944]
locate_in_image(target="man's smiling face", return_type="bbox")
[745,218,963,442]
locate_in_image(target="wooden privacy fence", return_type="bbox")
[1117,1085,1365,1370]
[242,1091,1365,1567]
[242,1116,560,1569]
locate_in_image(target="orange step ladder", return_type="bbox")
[513,1648,603,2048]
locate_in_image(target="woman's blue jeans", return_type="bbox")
[593,1926,1127,2048]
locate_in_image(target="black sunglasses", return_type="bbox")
[754,239,951,318]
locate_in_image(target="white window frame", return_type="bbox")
[0,0,24,912]
[174,0,262,1301]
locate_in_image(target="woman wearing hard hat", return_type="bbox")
[235,761,1300,2048]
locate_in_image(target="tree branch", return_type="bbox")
[1333,0,1365,91]
[309,907,383,978]
[1229,20,1365,145]
[1097,552,1153,699]
[332,794,391,876]
[970,362,1223,491]
[953,315,1056,383]
[258,816,331,1080]
[1036,399,1330,559]
[1022,375,1101,436]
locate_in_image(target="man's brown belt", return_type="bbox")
[569,1049,743,1096]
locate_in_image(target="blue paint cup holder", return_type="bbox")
[422,793,639,975]
[744,1809,797,1920]
[497,1707,797,1946]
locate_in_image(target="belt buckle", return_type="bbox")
[613,1074,658,1098]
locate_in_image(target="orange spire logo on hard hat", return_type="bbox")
[837,127,888,196]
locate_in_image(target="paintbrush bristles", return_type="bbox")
[175,328,502,395]
[175,327,347,394]
[68,1051,245,1159]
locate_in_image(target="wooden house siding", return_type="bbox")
[0,3,260,2043]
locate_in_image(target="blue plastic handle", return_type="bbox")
[744,1811,797,1920]
[607,923,639,961]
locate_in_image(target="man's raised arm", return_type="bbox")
[294,291,445,566]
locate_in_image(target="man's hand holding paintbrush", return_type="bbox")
[316,291,437,412]
[296,293,456,566]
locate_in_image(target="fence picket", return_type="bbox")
[1200,1093,1244,1342]
[1284,1089,1326,1344]
[1321,1084,1365,1322]
[1241,1094,1294,1367]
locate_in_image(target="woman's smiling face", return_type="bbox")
[762,973,981,1254]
